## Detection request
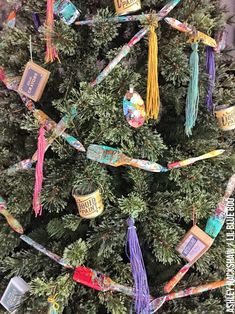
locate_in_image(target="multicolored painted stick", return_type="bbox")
[87,145,224,172]
[87,145,168,172]
[150,280,230,313]
[76,0,182,26]
[20,234,73,269]
[0,197,24,234]
[164,174,235,293]
[164,17,217,47]
[167,150,224,169]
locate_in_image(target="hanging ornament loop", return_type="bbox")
[48,294,60,311]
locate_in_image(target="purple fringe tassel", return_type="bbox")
[32,12,41,32]
[205,46,216,112]
[126,218,151,314]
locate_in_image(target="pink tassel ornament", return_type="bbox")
[33,126,47,216]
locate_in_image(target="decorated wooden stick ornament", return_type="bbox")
[0,197,24,234]
[20,234,73,269]
[87,145,168,172]
[149,280,231,313]
[87,145,224,172]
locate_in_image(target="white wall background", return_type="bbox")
[222,0,235,57]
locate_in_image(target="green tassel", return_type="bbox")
[185,42,199,136]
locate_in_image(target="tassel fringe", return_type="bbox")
[205,46,215,112]
[33,126,47,216]
[45,0,59,63]
[126,218,151,314]
[146,24,160,121]
[185,42,199,136]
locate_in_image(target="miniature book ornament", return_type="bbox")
[18,61,50,102]
[123,88,146,128]
[0,277,30,313]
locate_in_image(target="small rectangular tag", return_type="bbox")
[18,61,50,102]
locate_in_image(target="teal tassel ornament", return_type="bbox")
[185,42,199,136]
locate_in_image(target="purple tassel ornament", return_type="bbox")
[32,12,41,31]
[126,218,151,314]
[205,46,216,112]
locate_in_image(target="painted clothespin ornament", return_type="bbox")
[0,197,24,234]
[72,187,104,219]
[18,61,50,102]
[164,17,216,135]
[114,0,141,15]
[214,104,235,131]
[123,87,146,128]
[54,0,80,25]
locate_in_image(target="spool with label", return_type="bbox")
[72,187,104,219]
[114,0,141,16]
[214,105,235,131]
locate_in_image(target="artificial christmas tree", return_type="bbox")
[0,0,234,313]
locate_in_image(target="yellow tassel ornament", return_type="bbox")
[146,21,160,121]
